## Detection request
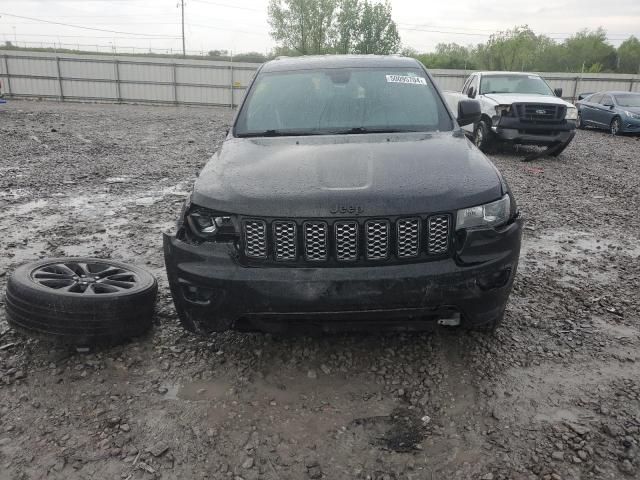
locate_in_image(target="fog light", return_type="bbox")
[477,268,512,290]
[181,283,214,305]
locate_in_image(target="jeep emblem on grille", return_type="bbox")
[330,205,364,215]
[536,109,547,115]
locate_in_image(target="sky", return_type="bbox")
[0,0,639,55]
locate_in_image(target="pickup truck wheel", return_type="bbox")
[610,117,622,136]
[473,120,495,153]
[5,258,157,347]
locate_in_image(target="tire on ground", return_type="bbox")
[610,117,622,136]
[473,120,496,153]
[5,257,157,346]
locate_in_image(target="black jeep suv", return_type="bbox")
[163,55,523,334]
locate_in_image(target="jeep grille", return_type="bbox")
[242,214,451,265]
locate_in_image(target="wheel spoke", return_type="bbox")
[106,273,136,283]
[34,272,75,280]
[101,279,135,290]
[94,267,124,279]
[48,264,77,276]
[38,279,75,289]
[31,261,141,295]
[93,283,121,293]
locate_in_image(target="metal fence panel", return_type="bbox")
[61,79,117,99]
[1,50,639,107]
[8,77,59,97]
[178,85,232,105]
[60,59,115,80]
[177,65,229,86]
[118,62,173,83]
[7,55,57,77]
[120,82,175,103]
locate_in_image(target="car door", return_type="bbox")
[581,93,602,125]
[599,94,616,127]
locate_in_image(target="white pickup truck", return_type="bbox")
[444,71,577,156]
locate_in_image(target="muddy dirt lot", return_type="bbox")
[0,100,639,480]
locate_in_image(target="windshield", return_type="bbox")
[614,94,640,107]
[480,74,555,96]
[234,67,452,137]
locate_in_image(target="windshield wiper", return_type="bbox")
[331,127,419,135]
[236,129,323,138]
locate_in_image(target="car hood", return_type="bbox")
[191,131,504,217]
[619,106,640,114]
[484,93,574,107]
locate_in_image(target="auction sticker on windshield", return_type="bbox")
[386,75,427,85]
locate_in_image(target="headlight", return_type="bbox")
[456,195,511,230]
[186,207,237,239]
[565,107,578,120]
[624,110,640,119]
[494,105,511,116]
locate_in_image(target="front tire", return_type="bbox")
[473,120,495,153]
[577,112,585,129]
[610,117,622,136]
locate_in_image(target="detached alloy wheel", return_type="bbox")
[5,258,157,347]
[610,117,622,136]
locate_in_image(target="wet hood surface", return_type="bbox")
[192,131,503,217]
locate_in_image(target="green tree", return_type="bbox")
[562,28,617,72]
[353,0,400,55]
[617,36,640,74]
[267,0,400,55]
[267,0,337,55]
[334,0,361,54]
[417,43,475,69]
[475,25,539,71]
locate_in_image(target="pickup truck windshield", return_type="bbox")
[480,75,554,96]
[235,68,453,137]
[614,94,640,107]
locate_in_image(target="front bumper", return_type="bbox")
[493,118,576,145]
[163,218,524,334]
[621,116,640,133]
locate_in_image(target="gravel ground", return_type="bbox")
[0,100,639,480]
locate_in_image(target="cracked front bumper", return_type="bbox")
[492,118,577,146]
[163,218,524,334]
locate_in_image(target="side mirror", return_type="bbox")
[554,88,563,98]
[458,99,481,127]
[467,86,476,99]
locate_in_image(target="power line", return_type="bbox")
[0,32,180,41]
[186,23,269,36]
[0,12,182,38]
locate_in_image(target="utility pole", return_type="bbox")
[180,0,186,57]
